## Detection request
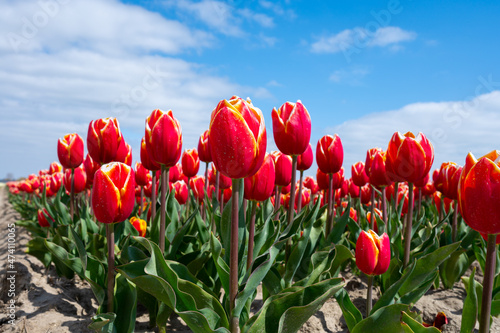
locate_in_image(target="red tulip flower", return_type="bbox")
[316,134,343,175]
[181,148,200,178]
[434,162,462,200]
[145,109,183,168]
[433,192,453,216]
[50,172,63,194]
[209,96,267,179]
[135,162,151,187]
[365,148,393,187]
[189,175,206,203]
[297,143,313,171]
[303,176,319,195]
[57,133,84,169]
[355,230,391,276]
[83,154,100,188]
[331,167,345,189]
[386,132,434,183]
[171,180,189,205]
[92,162,136,224]
[115,139,133,166]
[271,100,311,156]
[49,161,62,174]
[64,166,87,194]
[87,118,122,165]
[352,161,369,187]
[37,208,54,227]
[198,129,212,163]
[244,153,275,202]
[130,216,147,237]
[274,152,292,187]
[140,136,160,171]
[348,179,360,198]
[458,151,500,234]
[360,184,372,205]
[316,168,329,191]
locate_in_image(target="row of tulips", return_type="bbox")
[6,95,500,333]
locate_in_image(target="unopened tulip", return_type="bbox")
[171,180,189,205]
[244,154,275,202]
[316,134,343,174]
[37,208,54,227]
[145,109,183,168]
[365,148,393,187]
[87,118,122,165]
[140,136,160,171]
[316,168,329,191]
[83,154,100,188]
[57,133,84,169]
[189,176,205,203]
[49,161,62,174]
[182,149,200,178]
[209,96,267,179]
[274,152,292,187]
[303,176,319,195]
[198,129,212,163]
[297,143,313,171]
[331,167,345,189]
[434,162,462,200]
[130,216,147,237]
[352,161,369,187]
[135,162,151,187]
[348,179,360,198]
[92,162,135,224]
[272,100,311,156]
[386,132,434,183]
[115,139,132,166]
[355,230,390,276]
[64,166,87,194]
[50,173,63,194]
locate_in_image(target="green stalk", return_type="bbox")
[326,173,334,237]
[370,186,375,229]
[297,170,304,213]
[247,201,257,271]
[366,275,373,317]
[381,187,387,225]
[403,183,414,268]
[159,166,169,253]
[106,223,115,313]
[151,171,157,224]
[452,200,458,242]
[70,168,75,219]
[287,155,298,226]
[479,233,497,333]
[229,179,240,333]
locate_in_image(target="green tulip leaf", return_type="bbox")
[89,312,116,332]
[439,249,469,289]
[334,288,363,332]
[210,233,230,296]
[461,267,478,333]
[242,278,344,333]
[399,242,461,296]
[351,304,411,333]
[113,274,137,333]
[401,311,441,332]
[26,236,52,267]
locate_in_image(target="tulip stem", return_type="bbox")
[297,170,304,213]
[70,168,75,219]
[151,171,157,225]
[452,200,458,242]
[274,185,281,218]
[229,178,240,333]
[212,168,220,234]
[203,162,209,221]
[366,275,373,317]
[417,188,422,218]
[479,233,497,333]
[247,201,257,271]
[159,166,169,253]
[381,187,387,225]
[140,186,144,217]
[287,155,298,227]
[106,223,115,313]
[370,186,375,229]
[403,183,414,268]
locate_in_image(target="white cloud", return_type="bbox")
[311,26,416,54]
[324,90,500,177]
[0,0,273,179]
[329,67,370,85]
[258,0,296,19]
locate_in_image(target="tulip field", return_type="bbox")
[5,96,500,333]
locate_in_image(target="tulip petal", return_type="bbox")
[355,230,379,275]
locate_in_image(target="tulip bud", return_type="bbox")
[37,208,54,227]
[351,161,369,187]
[274,152,292,187]
[57,133,84,169]
[198,129,212,163]
[49,161,62,175]
[331,167,345,190]
[135,162,151,187]
[189,176,205,203]
[316,168,329,191]
[386,132,434,183]
[140,136,160,171]
[365,148,392,188]
[92,162,135,224]
[145,109,183,168]
[348,179,360,198]
[83,154,100,188]
[115,139,132,166]
[169,163,183,183]
[297,143,313,171]
[50,173,63,194]
[303,176,319,195]
[171,180,189,205]
[434,162,462,200]
[271,100,311,156]
[87,118,122,165]
[209,96,267,179]
[63,166,87,194]
[355,230,390,276]
[181,149,200,178]
[458,151,500,235]
[130,216,147,237]
[244,153,275,202]
[316,134,343,174]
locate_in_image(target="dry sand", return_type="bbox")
[0,186,498,332]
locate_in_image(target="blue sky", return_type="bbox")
[1,0,500,179]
